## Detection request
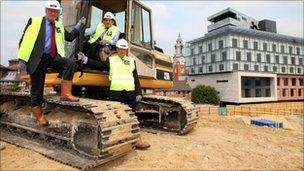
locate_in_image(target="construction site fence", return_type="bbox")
[227,102,304,116]
[196,102,304,116]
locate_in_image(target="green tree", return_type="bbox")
[191,84,220,105]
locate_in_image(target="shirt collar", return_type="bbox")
[45,17,54,25]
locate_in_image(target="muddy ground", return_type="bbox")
[1,114,303,170]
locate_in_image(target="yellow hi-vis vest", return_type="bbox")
[109,55,135,91]
[18,17,66,62]
[88,23,119,44]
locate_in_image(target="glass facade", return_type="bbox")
[185,33,304,75]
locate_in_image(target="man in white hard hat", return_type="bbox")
[84,11,120,65]
[17,0,86,126]
[78,39,150,149]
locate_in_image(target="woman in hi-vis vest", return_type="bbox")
[77,39,151,150]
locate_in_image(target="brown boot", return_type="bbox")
[60,80,79,102]
[135,137,151,150]
[31,106,49,127]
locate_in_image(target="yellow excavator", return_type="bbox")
[0,0,199,169]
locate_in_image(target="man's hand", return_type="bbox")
[77,17,86,25]
[77,52,88,64]
[136,95,142,102]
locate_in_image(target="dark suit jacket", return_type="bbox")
[19,16,79,74]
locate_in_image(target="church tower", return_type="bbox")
[173,33,186,80]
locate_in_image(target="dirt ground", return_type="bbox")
[1,113,303,170]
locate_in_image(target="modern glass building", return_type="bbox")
[185,8,304,103]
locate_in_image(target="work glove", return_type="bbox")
[77,17,86,25]
[77,52,88,64]
[18,60,27,74]
[136,95,142,102]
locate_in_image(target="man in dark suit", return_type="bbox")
[18,0,86,126]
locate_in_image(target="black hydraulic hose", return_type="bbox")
[76,0,90,77]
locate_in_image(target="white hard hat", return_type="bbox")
[116,39,129,49]
[103,12,115,21]
[45,1,61,10]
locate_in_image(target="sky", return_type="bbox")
[1,0,303,66]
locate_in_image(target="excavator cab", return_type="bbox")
[56,0,174,93]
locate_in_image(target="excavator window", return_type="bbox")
[130,1,152,49]
[88,5,126,39]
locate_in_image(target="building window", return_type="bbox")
[263,43,267,51]
[291,57,295,65]
[208,43,212,51]
[233,63,238,70]
[265,78,270,86]
[266,54,271,63]
[290,67,294,73]
[208,65,213,72]
[199,46,203,53]
[202,56,205,64]
[299,58,303,65]
[191,68,195,73]
[219,64,224,71]
[275,55,279,64]
[299,89,303,96]
[218,40,223,49]
[282,89,287,97]
[291,89,295,97]
[247,52,251,62]
[292,78,296,86]
[289,46,293,54]
[281,45,285,53]
[283,56,288,64]
[255,79,261,86]
[191,48,194,55]
[211,54,216,62]
[264,66,268,72]
[243,40,248,49]
[273,66,277,72]
[298,68,302,74]
[232,38,238,47]
[245,78,251,86]
[277,78,280,86]
[256,89,261,97]
[193,57,196,65]
[281,67,286,73]
[236,51,241,61]
[284,78,288,86]
[265,89,271,97]
[222,51,227,61]
[245,89,251,97]
[244,64,249,71]
[296,47,300,55]
[272,44,276,52]
[257,53,261,62]
[199,67,203,73]
[254,41,258,50]
[254,65,259,71]
[300,79,303,86]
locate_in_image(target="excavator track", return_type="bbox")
[0,92,140,170]
[136,95,199,135]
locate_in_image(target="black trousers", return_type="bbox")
[30,54,77,107]
[109,90,136,112]
[85,43,102,61]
